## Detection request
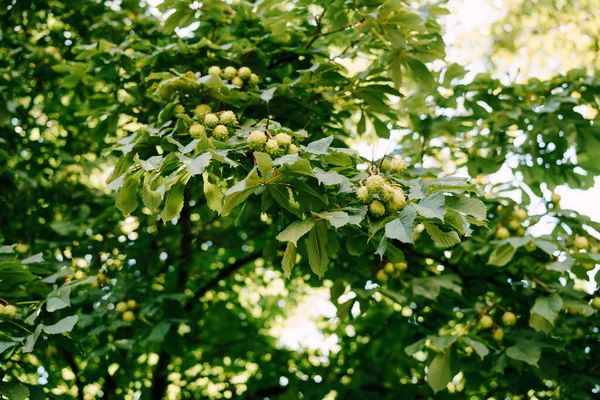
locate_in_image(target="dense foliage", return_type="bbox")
[1,1,599,399]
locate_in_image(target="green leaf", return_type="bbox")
[427,346,458,393]
[414,192,446,221]
[462,337,489,359]
[23,325,43,353]
[423,222,461,248]
[306,220,329,278]
[302,136,334,155]
[0,341,15,355]
[506,341,542,367]
[0,382,30,400]
[116,170,143,215]
[312,167,346,186]
[385,206,416,244]
[254,152,274,177]
[203,173,224,213]
[47,286,71,312]
[146,322,171,342]
[487,243,517,267]
[43,315,79,334]
[281,242,297,278]
[546,256,574,272]
[531,294,562,324]
[177,152,212,176]
[317,211,350,228]
[221,169,261,216]
[22,253,44,265]
[405,338,427,356]
[446,197,487,221]
[276,220,315,246]
[160,174,190,223]
[260,87,277,102]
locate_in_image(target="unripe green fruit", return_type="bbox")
[514,209,527,221]
[190,123,206,139]
[384,262,395,274]
[115,302,128,313]
[0,305,4,315]
[249,73,259,84]
[574,236,589,250]
[493,329,504,341]
[122,311,135,323]
[194,104,211,117]
[365,175,385,193]
[551,193,561,204]
[238,66,252,79]
[479,315,493,329]
[231,76,244,87]
[395,262,407,271]
[592,296,600,309]
[390,158,407,173]
[380,185,395,202]
[274,133,292,147]
[213,125,230,140]
[496,227,510,239]
[381,158,392,172]
[223,66,237,79]
[174,104,185,115]
[369,200,387,218]
[376,269,388,282]
[502,311,516,326]
[387,188,406,212]
[508,220,521,231]
[356,186,372,204]
[248,130,267,149]
[220,111,237,126]
[3,305,17,319]
[127,300,137,309]
[288,144,299,154]
[208,66,221,76]
[265,139,279,154]
[204,113,219,128]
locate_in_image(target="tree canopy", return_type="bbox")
[1,1,599,399]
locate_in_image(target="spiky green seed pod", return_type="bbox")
[238,66,252,79]
[275,133,292,147]
[508,220,521,230]
[190,123,206,139]
[3,304,16,319]
[493,329,504,341]
[231,76,244,87]
[213,125,229,140]
[208,66,221,76]
[496,227,510,239]
[220,110,237,126]
[369,200,387,218]
[288,144,299,154]
[502,312,516,326]
[249,73,259,84]
[387,188,406,212]
[479,315,493,329]
[365,175,385,193]
[380,185,395,202]
[513,209,527,221]
[204,113,219,128]
[194,104,212,118]
[356,186,372,204]
[248,130,267,149]
[223,66,237,79]
[122,311,135,323]
[381,158,392,172]
[390,158,407,173]
[115,302,128,313]
[265,139,279,154]
[174,104,185,115]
